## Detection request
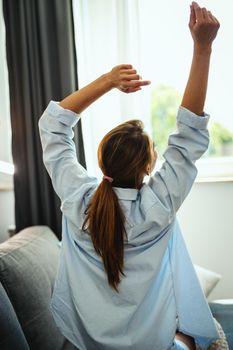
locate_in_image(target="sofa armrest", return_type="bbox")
[0,226,65,350]
[0,281,29,350]
[209,300,233,349]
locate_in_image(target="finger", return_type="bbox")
[207,11,217,23]
[139,80,151,86]
[212,14,220,26]
[207,10,213,20]
[118,64,133,70]
[192,2,204,22]
[121,74,141,81]
[121,69,137,75]
[202,8,214,22]
[124,80,151,88]
[126,87,142,94]
[121,69,137,76]
[189,4,196,27]
[202,8,209,20]
[205,10,218,24]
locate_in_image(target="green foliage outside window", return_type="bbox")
[151,86,180,157]
[151,85,233,158]
[208,122,233,156]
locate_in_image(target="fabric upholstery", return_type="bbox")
[0,226,66,350]
[0,281,29,350]
[194,265,221,297]
[209,301,233,349]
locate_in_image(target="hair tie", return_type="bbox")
[103,175,114,183]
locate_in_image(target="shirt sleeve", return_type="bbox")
[38,101,97,217]
[148,106,210,216]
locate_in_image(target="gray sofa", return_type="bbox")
[0,226,232,350]
[0,226,76,350]
[209,301,233,349]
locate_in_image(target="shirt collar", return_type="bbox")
[113,187,139,201]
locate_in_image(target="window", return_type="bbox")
[73,0,233,181]
[0,2,13,189]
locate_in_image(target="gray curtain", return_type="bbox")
[3,0,86,239]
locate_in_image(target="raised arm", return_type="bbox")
[181,1,220,116]
[148,2,220,216]
[59,64,150,114]
[39,65,150,225]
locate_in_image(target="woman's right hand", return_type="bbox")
[189,2,220,51]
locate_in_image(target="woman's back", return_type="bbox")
[39,101,218,349]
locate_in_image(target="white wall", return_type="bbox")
[0,186,14,243]
[177,180,233,301]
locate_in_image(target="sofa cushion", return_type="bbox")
[209,300,233,349]
[0,281,29,350]
[194,264,221,297]
[0,226,67,350]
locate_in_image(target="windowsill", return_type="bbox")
[195,157,233,183]
[0,161,14,191]
[1,157,233,191]
[195,176,233,183]
[155,156,233,184]
[0,174,13,191]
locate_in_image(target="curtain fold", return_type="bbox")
[3,0,85,238]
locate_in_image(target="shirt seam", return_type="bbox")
[168,236,179,331]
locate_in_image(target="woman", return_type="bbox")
[39,2,221,349]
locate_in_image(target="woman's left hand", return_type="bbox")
[107,64,151,93]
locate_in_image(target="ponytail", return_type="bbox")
[82,119,156,292]
[82,179,126,292]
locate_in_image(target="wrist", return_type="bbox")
[101,72,115,91]
[193,44,212,56]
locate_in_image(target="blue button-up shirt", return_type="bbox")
[39,102,218,350]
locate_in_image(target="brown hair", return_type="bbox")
[82,120,156,292]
